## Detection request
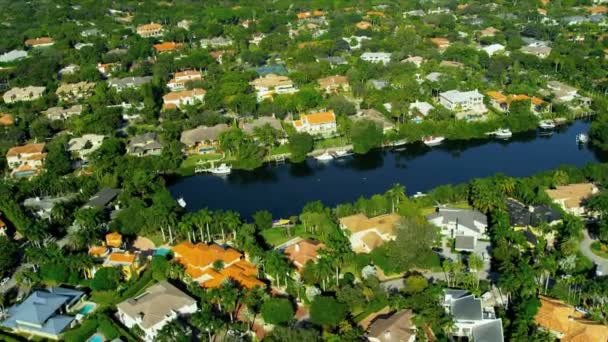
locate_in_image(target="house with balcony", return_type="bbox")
[250,74,298,102]
[292,111,337,135]
[339,213,401,253]
[360,52,392,64]
[173,242,264,289]
[6,143,46,178]
[117,281,197,342]
[136,23,163,38]
[162,88,206,110]
[439,89,487,119]
[0,287,84,340]
[167,70,202,91]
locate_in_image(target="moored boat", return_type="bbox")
[315,152,334,161]
[494,128,512,139]
[423,136,445,146]
[539,120,556,130]
[209,163,232,175]
[576,133,589,144]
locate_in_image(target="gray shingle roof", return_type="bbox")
[180,124,229,146]
[455,235,476,251]
[85,188,121,209]
[427,208,487,233]
[472,319,504,342]
[451,295,483,321]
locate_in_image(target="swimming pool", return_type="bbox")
[154,248,171,256]
[80,303,96,315]
[87,333,104,342]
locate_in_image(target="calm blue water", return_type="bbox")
[80,303,96,315]
[170,120,606,218]
[87,333,104,342]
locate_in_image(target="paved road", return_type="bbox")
[580,229,608,275]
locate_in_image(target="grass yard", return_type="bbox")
[269,144,290,156]
[314,136,349,150]
[591,241,608,259]
[420,200,471,216]
[177,153,223,176]
[260,225,317,247]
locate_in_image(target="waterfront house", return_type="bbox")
[108,76,152,92]
[167,70,202,91]
[56,82,96,102]
[443,289,504,342]
[67,134,105,161]
[339,213,401,253]
[162,88,206,110]
[354,109,395,133]
[545,81,579,103]
[6,143,46,178]
[180,124,230,155]
[83,187,121,210]
[0,50,27,63]
[249,74,298,102]
[173,242,264,289]
[43,105,83,121]
[283,239,325,271]
[0,287,84,340]
[3,86,45,103]
[409,101,434,121]
[23,195,74,219]
[439,89,487,119]
[153,42,183,54]
[427,207,488,250]
[200,36,233,49]
[360,52,392,64]
[117,281,197,342]
[292,111,337,135]
[240,116,285,136]
[486,91,548,115]
[506,198,562,229]
[535,296,608,341]
[366,309,416,342]
[136,23,163,38]
[317,75,350,94]
[127,132,163,157]
[545,183,598,216]
[24,37,55,48]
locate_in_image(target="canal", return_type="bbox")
[169,120,606,218]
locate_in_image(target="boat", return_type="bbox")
[272,219,293,227]
[209,163,232,175]
[423,136,445,146]
[177,197,187,208]
[539,120,556,130]
[494,128,512,139]
[576,133,589,144]
[315,152,334,161]
[331,149,353,159]
[391,139,408,147]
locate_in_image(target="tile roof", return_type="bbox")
[339,213,401,235]
[300,111,336,125]
[153,42,183,53]
[107,252,136,265]
[25,37,54,46]
[6,143,45,157]
[163,88,206,101]
[283,239,325,269]
[0,114,14,126]
[250,74,293,88]
[173,242,242,269]
[137,23,163,31]
[535,296,608,342]
[545,183,596,209]
[366,310,414,342]
[106,232,123,248]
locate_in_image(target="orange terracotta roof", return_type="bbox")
[535,296,608,342]
[173,241,243,269]
[0,114,14,126]
[486,91,507,102]
[163,88,206,101]
[587,6,608,14]
[25,37,54,46]
[106,232,123,248]
[284,239,324,269]
[153,42,183,53]
[297,10,325,19]
[430,37,450,48]
[89,246,109,257]
[366,11,385,17]
[137,23,163,31]
[293,120,303,128]
[301,111,336,125]
[6,143,45,157]
[356,21,372,30]
[108,252,136,264]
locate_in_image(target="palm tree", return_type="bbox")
[386,183,406,213]
[223,211,241,241]
[468,254,484,289]
[198,209,213,242]
[191,310,222,341]
[213,210,226,242]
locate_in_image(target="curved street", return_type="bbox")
[580,229,608,275]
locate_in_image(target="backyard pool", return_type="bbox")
[154,248,171,257]
[87,333,104,342]
[79,303,97,315]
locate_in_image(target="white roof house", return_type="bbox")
[360,52,392,64]
[3,86,45,103]
[482,44,505,57]
[410,101,434,117]
[439,89,488,118]
[68,134,105,160]
[0,50,27,63]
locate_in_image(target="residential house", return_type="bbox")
[162,88,206,109]
[535,296,608,341]
[506,198,562,229]
[283,239,325,271]
[545,183,598,216]
[136,23,163,38]
[23,195,74,219]
[480,27,500,37]
[482,43,506,57]
[250,74,298,102]
[153,42,183,54]
[68,134,105,160]
[401,56,425,68]
[427,207,488,251]
[173,242,265,289]
[167,70,202,91]
[486,91,548,115]
[317,75,350,94]
[83,188,121,210]
[43,105,83,121]
[296,10,325,21]
[108,76,152,92]
[240,116,285,136]
[56,82,96,102]
[127,132,163,157]
[356,21,372,30]
[521,44,552,59]
[249,32,265,46]
[0,287,84,340]
[106,232,123,248]
[354,109,395,133]
[200,36,233,49]
[439,89,488,119]
[546,81,579,103]
[3,86,45,103]
[443,290,504,342]
[180,124,230,154]
[430,37,451,52]
[409,101,434,121]
[439,60,464,68]
[25,37,55,48]
[339,213,401,253]
[209,49,236,64]
[117,281,197,342]
[97,63,119,77]
[366,310,416,342]
[6,143,46,178]
[360,52,392,64]
[59,64,80,76]
[293,111,337,135]
[102,251,142,280]
[0,113,14,126]
[0,50,27,63]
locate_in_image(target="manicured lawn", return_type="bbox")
[260,226,316,247]
[177,154,223,176]
[314,136,349,150]
[591,241,608,259]
[420,200,471,216]
[269,144,290,156]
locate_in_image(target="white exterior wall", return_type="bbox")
[118,302,197,342]
[428,217,486,239]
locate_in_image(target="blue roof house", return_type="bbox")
[1,287,84,340]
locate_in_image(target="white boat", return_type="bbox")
[494,128,512,139]
[391,139,408,147]
[209,163,232,175]
[177,197,187,208]
[315,152,334,161]
[331,150,353,159]
[576,133,589,144]
[539,120,556,130]
[423,136,445,146]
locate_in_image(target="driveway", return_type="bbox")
[580,229,608,275]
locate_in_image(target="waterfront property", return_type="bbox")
[180,124,230,155]
[117,281,197,342]
[443,289,504,342]
[292,111,337,135]
[282,238,325,271]
[535,296,608,341]
[427,207,488,250]
[339,213,401,253]
[439,89,487,119]
[545,183,598,216]
[127,132,163,157]
[0,287,84,340]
